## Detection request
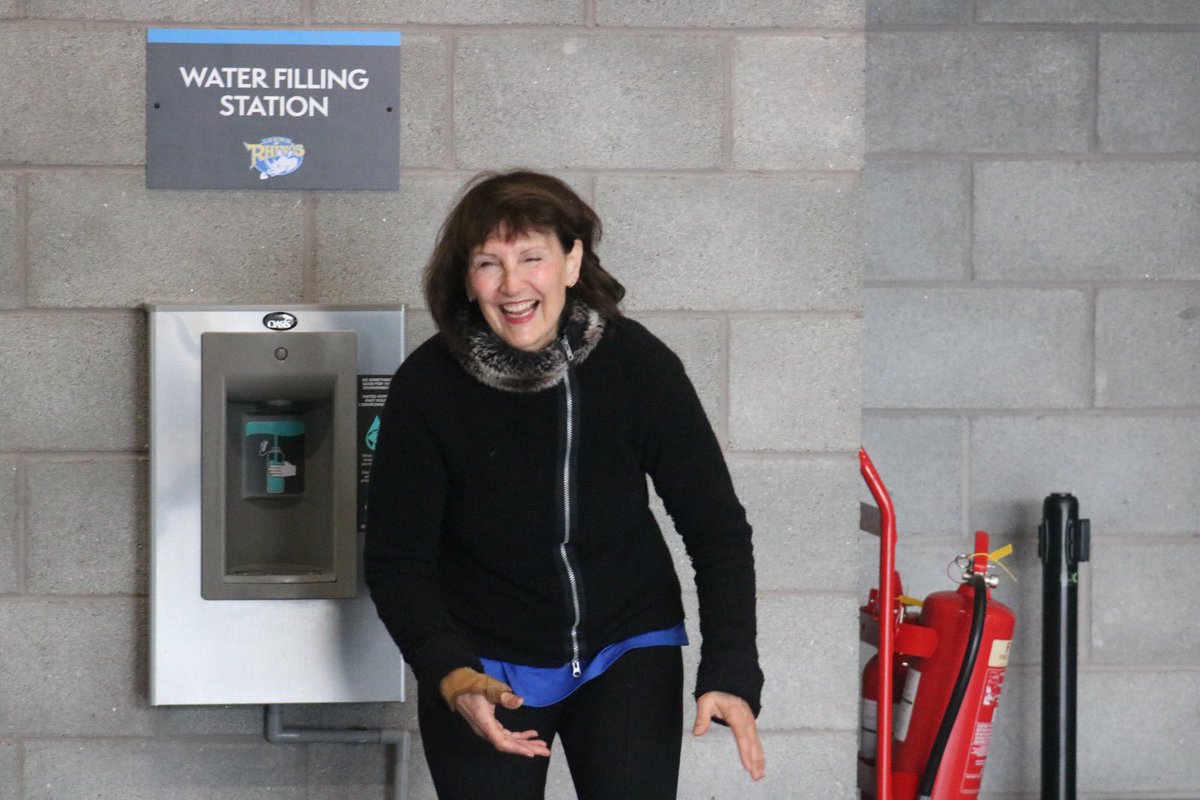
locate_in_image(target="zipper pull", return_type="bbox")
[562,336,574,362]
[571,659,582,678]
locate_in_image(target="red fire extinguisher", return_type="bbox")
[859,449,1016,800]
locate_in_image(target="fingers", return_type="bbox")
[487,725,551,758]
[498,691,524,710]
[727,711,766,781]
[453,691,549,758]
[692,694,715,737]
[694,692,766,781]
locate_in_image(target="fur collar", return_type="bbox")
[451,300,606,393]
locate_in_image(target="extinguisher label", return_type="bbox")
[960,667,1006,794]
[894,669,920,742]
[960,721,992,792]
[859,698,878,759]
[987,639,1012,668]
[981,668,1004,708]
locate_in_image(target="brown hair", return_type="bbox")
[423,170,625,335]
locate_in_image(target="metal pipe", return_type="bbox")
[1038,494,1089,800]
[264,705,411,800]
[394,729,411,800]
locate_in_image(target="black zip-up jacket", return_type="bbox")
[365,312,763,714]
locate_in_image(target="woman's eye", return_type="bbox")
[474,261,498,271]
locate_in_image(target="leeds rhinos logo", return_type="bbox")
[244,136,305,180]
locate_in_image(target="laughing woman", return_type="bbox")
[365,170,764,799]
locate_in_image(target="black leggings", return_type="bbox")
[417,645,684,800]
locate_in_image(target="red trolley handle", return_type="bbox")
[860,447,896,800]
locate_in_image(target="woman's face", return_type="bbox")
[467,228,582,352]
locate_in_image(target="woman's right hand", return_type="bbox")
[453,691,552,758]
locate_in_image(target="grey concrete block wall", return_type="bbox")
[25,459,147,595]
[678,731,858,800]
[1090,541,1200,666]
[866,8,1200,798]
[313,0,585,26]
[866,32,1092,153]
[596,175,861,312]
[0,27,144,165]
[28,173,306,307]
[0,740,16,800]
[1078,671,1200,795]
[971,416,1200,537]
[730,317,862,451]
[979,1,1200,24]
[598,0,863,29]
[0,599,260,737]
[0,174,18,309]
[1096,288,1200,407]
[26,1,304,23]
[454,35,724,169]
[1101,33,1200,152]
[865,161,967,281]
[307,741,392,800]
[398,35,450,170]
[756,594,860,729]
[733,36,865,170]
[23,740,307,800]
[2,7,865,800]
[865,288,1091,409]
[974,161,1200,280]
[0,460,17,594]
[729,456,860,592]
[0,314,147,451]
[867,0,968,25]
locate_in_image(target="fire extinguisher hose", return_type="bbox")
[917,573,989,800]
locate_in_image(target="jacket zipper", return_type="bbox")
[559,337,583,678]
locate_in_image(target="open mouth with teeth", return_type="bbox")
[500,300,538,323]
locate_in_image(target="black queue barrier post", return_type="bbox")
[1038,493,1090,800]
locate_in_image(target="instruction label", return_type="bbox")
[357,375,391,535]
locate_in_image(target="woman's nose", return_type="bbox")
[500,263,522,295]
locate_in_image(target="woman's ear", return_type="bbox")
[566,239,583,287]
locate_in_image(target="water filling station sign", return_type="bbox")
[146,29,401,190]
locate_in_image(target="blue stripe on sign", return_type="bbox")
[146,29,401,46]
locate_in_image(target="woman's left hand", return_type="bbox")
[693,691,766,781]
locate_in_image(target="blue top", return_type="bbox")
[480,623,688,707]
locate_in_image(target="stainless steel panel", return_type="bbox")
[150,306,406,705]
